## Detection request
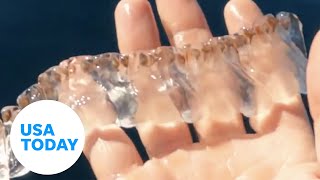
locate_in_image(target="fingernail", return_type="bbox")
[224,0,263,33]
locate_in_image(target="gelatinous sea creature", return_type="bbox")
[0,12,308,178]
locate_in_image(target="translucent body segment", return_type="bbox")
[228,13,308,126]
[17,55,120,132]
[276,12,308,94]
[37,65,68,101]
[57,56,118,132]
[237,14,304,106]
[167,57,193,123]
[1,108,29,179]
[16,84,45,108]
[0,121,9,180]
[214,42,257,117]
[173,44,256,118]
[167,45,252,141]
[84,53,138,127]
[0,121,28,179]
[276,12,307,57]
[123,47,184,125]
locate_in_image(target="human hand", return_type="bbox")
[84,0,320,179]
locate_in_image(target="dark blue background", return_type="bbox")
[0,0,318,179]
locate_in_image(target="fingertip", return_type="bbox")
[224,0,263,34]
[155,0,212,46]
[115,0,160,53]
[308,30,320,65]
[115,0,149,20]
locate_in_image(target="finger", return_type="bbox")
[183,0,263,142]
[137,0,231,153]
[155,0,246,146]
[129,50,194,158]
[115,0,194,159]
[307,31,320,159]
[224,0,263,34]
[115,0,160,53]
[155,0,212,47]
[138,121,192,158]
[84,125,143,179]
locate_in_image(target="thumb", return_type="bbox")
[307,30,320,159]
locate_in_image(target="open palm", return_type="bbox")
[83,0,320,179]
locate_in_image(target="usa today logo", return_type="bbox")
[10,100,85,175]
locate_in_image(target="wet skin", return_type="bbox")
[80,0,320,179]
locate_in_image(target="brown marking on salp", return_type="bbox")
[201,41,213,53]
[191,49,201,61]
[154,47,175,65]
[254,25,264,35]
[233,34,250,48]
[139,53,149,66]
[81,59,96,73]
[223,36,238,50]
[241,28,255,42]
[38,66,68,87]
[177,46,191,64]
[216,37,227,52]
[267,16,278,32]
[94,54,120,74]
[1,106,20,122]
[120,54,129,68]
[111,56,120,69]
[51,70,62,83]
[201,42,215,64]
[94,54,109,67]
[147,52,157,66]
[17,94,29,108]
[251,15,278,35]
[37,66,67,101]
[1,107,12,122]
[67,56,89,74]
[176,54,186,65]
[57,60,71,79]
[37,80,59,100]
